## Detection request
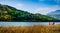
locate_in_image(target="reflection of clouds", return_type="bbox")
[0,22,60,26]
[0,22,48,26]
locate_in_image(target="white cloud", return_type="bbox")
[13,3,24,9]
[34,5,60,15]
[15,3,23,7]
[1,3,24,10]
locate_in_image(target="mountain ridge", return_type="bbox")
[0,4,59,22]
[47,10,60,20]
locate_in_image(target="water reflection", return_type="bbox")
[0,22,60,26]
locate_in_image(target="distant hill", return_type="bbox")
[0,4,59,22]
[47,10,60,20]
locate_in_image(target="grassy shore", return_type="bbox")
[0,24,60,33]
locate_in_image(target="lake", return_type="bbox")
[0,22,60,26]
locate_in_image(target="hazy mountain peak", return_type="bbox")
[47,10,60,20]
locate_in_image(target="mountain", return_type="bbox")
[47,10,60,20]
[0,4,59,22]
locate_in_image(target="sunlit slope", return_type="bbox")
[0,4,59,22]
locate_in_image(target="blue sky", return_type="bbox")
[0,0,60,15]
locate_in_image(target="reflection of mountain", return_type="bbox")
[0,4,59,22]
[47,10,60,20]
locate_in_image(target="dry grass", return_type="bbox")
[0,24,60,33]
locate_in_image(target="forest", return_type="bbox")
[0,4,60,22]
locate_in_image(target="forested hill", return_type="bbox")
[0,4,59,22]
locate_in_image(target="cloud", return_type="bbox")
[13,3,24,9]
[15,3,23,7]
[34,5,60,15]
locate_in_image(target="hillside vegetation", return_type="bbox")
[0,24,60,33]
[0,4,59,22]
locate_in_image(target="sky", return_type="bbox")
[0,0,60,15]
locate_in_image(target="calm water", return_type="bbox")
[0,22,60,26]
